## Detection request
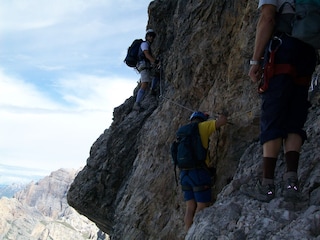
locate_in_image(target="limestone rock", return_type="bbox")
[67,0,320,239]
[0,169,107,240]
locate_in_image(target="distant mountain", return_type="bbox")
[0,168,108,240]
[0,182,27,198]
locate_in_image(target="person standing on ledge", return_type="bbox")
[242,0,317,203]
[133,29,160,111]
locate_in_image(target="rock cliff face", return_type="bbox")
[0,169,107,240]
[67,0,320,239]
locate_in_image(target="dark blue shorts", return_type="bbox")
[180,168,212,203]
[260,34,317,145]
[260,74,310,144]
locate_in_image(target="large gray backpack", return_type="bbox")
[291,0,320,49]
[276,0,320,49]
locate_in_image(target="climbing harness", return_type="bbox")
[260,35,314,94]
[180,169,212,192]
[259,36,283,93]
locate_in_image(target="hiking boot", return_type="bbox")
[133,102,141,111]
[282,177,300,202]
[240,180,275,202]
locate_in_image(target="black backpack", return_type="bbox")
[171,122,207,169]
[124,39,143,67]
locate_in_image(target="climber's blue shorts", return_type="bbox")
[180,168,212,203]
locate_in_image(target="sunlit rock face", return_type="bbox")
[0,169,106,240]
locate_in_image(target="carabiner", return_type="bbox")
[268,36,283,53]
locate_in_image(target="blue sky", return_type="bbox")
[0,0,151,182]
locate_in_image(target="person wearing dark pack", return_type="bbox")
[242,0,318,203]
[133,29,160,111]
[173,111,227,230]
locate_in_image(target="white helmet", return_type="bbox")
[146,29,156,37]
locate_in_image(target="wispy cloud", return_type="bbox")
[0,69,137,170]
[0,0,149,72]
[0,164,50,184]
[0,69,60,109]
[0,0,149,174]
[54,73,137,109]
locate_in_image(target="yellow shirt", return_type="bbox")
[198,120,217,165]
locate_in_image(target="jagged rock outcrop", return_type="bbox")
[67,0,320,239]
[0,169,107,240]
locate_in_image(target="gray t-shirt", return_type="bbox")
[258,0,295,33]
[258,0,294,13]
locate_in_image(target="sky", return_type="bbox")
[0,0,151,183]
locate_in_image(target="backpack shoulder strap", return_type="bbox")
[275,2,295,34]
[278,1,295,14]
[138,41,148,61]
